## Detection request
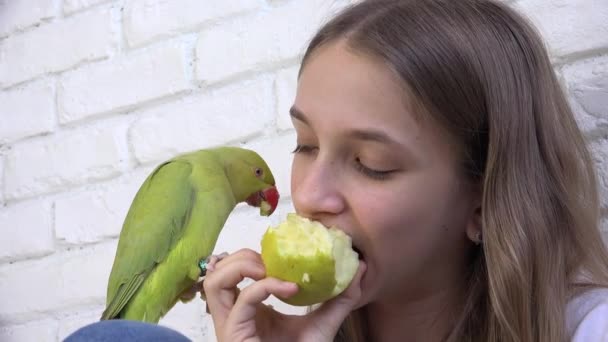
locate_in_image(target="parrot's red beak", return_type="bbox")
[246,186,279,216]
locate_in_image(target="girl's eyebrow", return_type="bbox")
[347,129,398,146]
[289,105,309,125]
[290,105,409,150]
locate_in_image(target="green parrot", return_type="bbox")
[100,147,280,323]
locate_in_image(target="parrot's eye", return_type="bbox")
[255,167,263,178]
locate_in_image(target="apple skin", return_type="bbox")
[261,213,359,306]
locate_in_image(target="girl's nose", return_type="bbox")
[291,157,346,219]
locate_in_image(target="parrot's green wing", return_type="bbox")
[102,160,195,320]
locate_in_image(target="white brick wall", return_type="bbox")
[64,0,113,15]
[0,241,117,323]
[54,168,150,244]
[275,66,299,131]
[590,138,608,209]
[58,40,191,123]
[129,75,275,164]
[0,157,4,205]
[0,1,606,341]
[516,0,608,60]
[0,319,58,342]
[5,123,130,201]
[0,5,117,88]
[0,0,60,38]
[124,0,263,48]
[562,55,608,125]
[0,200,54,262]
[0,79,56,144]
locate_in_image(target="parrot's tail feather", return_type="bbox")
[101,274,147,320]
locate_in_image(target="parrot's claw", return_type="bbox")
[179,281,202,303]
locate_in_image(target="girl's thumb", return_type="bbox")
[310,261,367,335]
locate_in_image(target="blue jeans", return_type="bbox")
[64,320,191,342]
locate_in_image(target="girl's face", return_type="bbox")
[290,41,480,306]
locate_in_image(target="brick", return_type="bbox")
[275,66,299,131]
[589,138,608,209]
[0,200,54,262]
[516,0,608,58]
[0,241,117,321]
[568,96,606,135]
[0,319,58,342]
[5,124,129,200]
[196,0,348,83]
[125,0,262,47]
[54,168,151,244]
[0,0,60,37]
[58,42,191,124]
[130,76,274,164]
[244,132,296,199]
[0,158,4,204]
[0,79,56,144]
[0,7,115,88]
[563,56,608,122]
[64,0,112,14]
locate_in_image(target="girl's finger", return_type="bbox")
[204,252,230,273]
[309,261,367,334]
[227,277,298,326]
[210,248,262,272]
[203,255,266,327]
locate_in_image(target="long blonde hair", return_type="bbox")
[299,0,608,340]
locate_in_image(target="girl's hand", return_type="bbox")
[202,248,366,342]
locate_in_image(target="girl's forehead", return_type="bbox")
[295,42,419,134]
[299,41,403,95]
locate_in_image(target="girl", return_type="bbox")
[203,0,608,341]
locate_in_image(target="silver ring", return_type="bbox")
[199,252,229,277]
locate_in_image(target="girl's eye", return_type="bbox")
[292,144,317,154]
[354,157,394,181]
[292,145,393,180]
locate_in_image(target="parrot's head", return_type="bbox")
[216,147,280,216]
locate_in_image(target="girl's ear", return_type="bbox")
[465,190,483,245]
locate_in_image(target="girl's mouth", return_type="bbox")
[353,245,364,260]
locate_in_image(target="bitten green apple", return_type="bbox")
[261,213,359,306]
